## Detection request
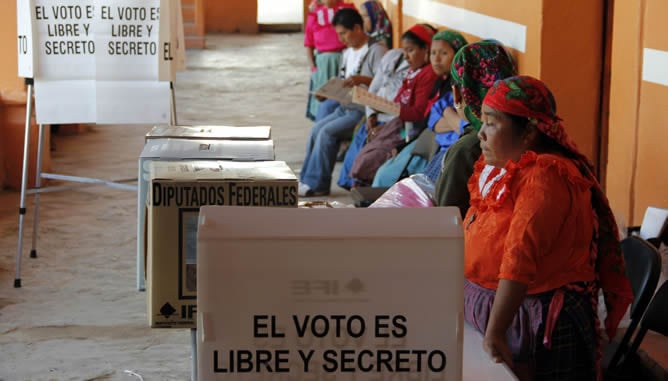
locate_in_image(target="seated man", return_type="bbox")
[299,7,387,197]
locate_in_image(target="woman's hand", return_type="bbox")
[483,331,513,366]
[484,279,527,369]
[433,107,462,133]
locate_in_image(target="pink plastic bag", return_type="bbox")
[369,174,435,208]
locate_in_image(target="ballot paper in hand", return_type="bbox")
[352,85,401,116]
[311,77,353,104]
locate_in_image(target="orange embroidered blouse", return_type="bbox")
[464,151,596,295]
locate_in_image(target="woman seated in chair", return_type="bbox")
[370,30,468,187]
[348,24,439,187]
[464,76,633,380]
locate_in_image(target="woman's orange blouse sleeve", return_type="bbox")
[499,164,573,284]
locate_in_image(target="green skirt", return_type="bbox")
[306,51,342,121]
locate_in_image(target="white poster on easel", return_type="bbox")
[93,0,170,123]
[32,1,97,123]
[22,0,173,125]
[94,0,161,80]
[17,0,36,78]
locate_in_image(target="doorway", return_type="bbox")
[257,0,304,27]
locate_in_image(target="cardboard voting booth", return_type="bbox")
[136,138,276,290]
[145,125,272,141]
[13,0,187,288]
[196,207,465,380]
[147,161,297,328]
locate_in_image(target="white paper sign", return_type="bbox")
[197,207,465,380]
[33,0,96,80]
[158,0,175,81]
[20,0,175,124]
[17,0,36,78]
[94,0,162,80]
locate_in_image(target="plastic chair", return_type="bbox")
[626,280,668,353]
[605,236,663,370]
[398,128,438,180]
[606,281,668,381]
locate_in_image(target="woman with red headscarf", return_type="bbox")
[465,76,632,380]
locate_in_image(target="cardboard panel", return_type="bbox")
[196,207,468,380]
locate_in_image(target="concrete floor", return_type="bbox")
[0,33,666,380]
[0,33,351,380]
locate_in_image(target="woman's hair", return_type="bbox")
[429,76,452,100]
[332,8,363,30]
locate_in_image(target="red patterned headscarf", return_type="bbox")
[483,75,633,340]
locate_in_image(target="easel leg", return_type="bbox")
[15,80,34,288]
[30,124,46,259]
[191,328,198,381]
[170,82,178,125]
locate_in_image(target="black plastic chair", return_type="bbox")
[606,281,668,381]
[398,128,438,180]
[605,236,663,370]
[626,280,668,354]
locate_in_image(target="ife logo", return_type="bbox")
[290,278,368,302]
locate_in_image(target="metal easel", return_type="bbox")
[13,80,178,288]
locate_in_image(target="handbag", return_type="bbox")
[350,117,405,186]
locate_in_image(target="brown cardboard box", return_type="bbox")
[195,207,476,380]
[147,160,297,328]
[136,138,276,291]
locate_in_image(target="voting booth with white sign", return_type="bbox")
[196,207,465,380]
[13,0,186,287]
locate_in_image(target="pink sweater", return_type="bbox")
[304,2,355,53]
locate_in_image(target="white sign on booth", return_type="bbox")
[17,0,36,78]
[196,207,465,380]
[33,0,96,80]
[94,0,161,80]
[18,0,180,125]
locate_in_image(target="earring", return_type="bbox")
[454,103,462,110]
